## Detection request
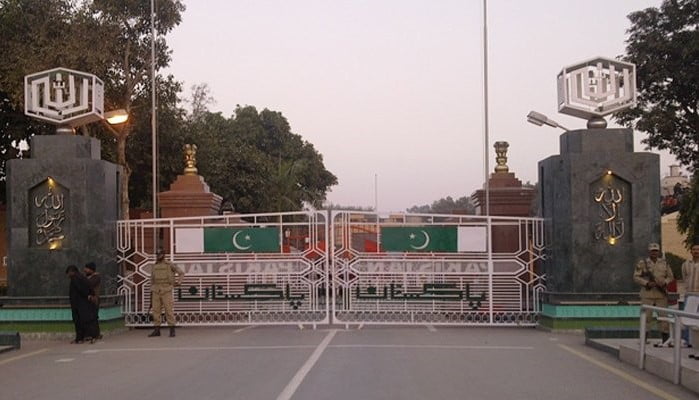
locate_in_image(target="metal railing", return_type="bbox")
[638,304,699,384]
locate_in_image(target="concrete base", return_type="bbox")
[587,338,699,394]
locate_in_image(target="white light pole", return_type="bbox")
[151,0,158,222]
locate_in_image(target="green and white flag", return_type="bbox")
[381,226,486,252]
[175,227,281,253]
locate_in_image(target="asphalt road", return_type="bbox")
[0,325,695,400]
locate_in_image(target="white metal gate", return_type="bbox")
[118,211,545,327]
[117,211,329,326]
[330,212,546,326]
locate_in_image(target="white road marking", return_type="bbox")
[55,358,74,363]
[426,325,437,332]
[83,345,318,354]
[276,329,337,400]
[330,344,534,350]
[233,326,255,334]
[0,349,48,366]
[549,337,559,341]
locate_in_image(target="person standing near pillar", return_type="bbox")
[148,249,184,338]
[84,262,102,340]
[682,243,699,357]
[634,243,674,344]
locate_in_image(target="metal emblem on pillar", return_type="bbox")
[24,67,104,134]
[557,57,636,128]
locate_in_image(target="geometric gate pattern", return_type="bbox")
[330,212,546,326]
[117,211,545,327]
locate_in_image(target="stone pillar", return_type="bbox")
[472,142,536,253]
[538,128,660,301]
[6,135,119,297]
[156,144,223,251]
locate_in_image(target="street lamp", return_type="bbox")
[104,109,129,125]
[526,111,570,131]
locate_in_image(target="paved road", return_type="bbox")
[1,326,695,400]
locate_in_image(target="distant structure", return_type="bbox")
[661,165,689,196]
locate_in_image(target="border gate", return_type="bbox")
[118,211,545,327]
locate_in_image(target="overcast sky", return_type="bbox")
[164,0,678,212]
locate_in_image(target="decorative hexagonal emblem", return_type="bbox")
[557,57,636,120]
[24,67,104,127]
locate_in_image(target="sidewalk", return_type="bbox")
[587,337,699,394]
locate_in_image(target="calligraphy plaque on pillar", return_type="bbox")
[29,178,69,249]
[589,173,630,245]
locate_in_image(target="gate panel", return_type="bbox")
[331,211,546,326]
[117,211,329,326]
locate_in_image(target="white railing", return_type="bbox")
[639,304,699,384]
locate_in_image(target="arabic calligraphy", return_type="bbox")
[33,186,66,246]
[355,283,487,309]
[177,283,306,309]
[593,184,624,242]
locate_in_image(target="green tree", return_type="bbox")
[616,0,699,247]
[188,106,337,213]
[616,0,699,171]
[407,196,475,214]
[0,0,185,217]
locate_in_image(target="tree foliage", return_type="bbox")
[617,0,699,247]
[0,0,185,217]
[185,106,337,213]
[616,0,699,171]
[407,196,475,214]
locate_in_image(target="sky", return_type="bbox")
[164,0,679,212]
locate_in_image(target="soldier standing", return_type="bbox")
[633,242,674,344]
[148,249,184,338]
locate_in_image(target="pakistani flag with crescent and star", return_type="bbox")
[174,227,281,253]
[380,226,486,252]
[204,227,280,253]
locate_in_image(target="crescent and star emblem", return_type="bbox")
[232,231,252,250]
[409,230,430,250]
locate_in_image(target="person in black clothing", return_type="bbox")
[84,262,102,340]
[65,265,98,344]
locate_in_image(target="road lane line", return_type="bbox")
[55,358,75,363]
[0,348,48,366]
[83,345,318,354]
[276,329,337,400]
[233,326,255,334]
[330,344,533,350]
[558,344,680,400]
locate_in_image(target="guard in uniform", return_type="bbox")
[633,242,674,343]
[148,249,184,337]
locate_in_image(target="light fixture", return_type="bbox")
[608,237,617,246]
[104,109,129,125]
[606,170,613,175]
[526,111,570,131]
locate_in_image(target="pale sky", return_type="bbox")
[165,0,679,212]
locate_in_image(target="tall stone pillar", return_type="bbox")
[6,135,119,297]
[538,128,660,301]
[157,144,223,251]
[472,141,536,252]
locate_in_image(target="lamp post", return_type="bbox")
[526,111,570,131]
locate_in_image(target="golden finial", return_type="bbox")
[183,144,198,175]
[494,141,509,173]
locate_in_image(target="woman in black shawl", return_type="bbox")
[65,265,98,343]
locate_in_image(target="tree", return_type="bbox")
[0,0,186,217]
[407,196,475,214]
[677,175,699,247]
[616,0,699,170]
[616,0,699,247]
[188,106,337,213]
